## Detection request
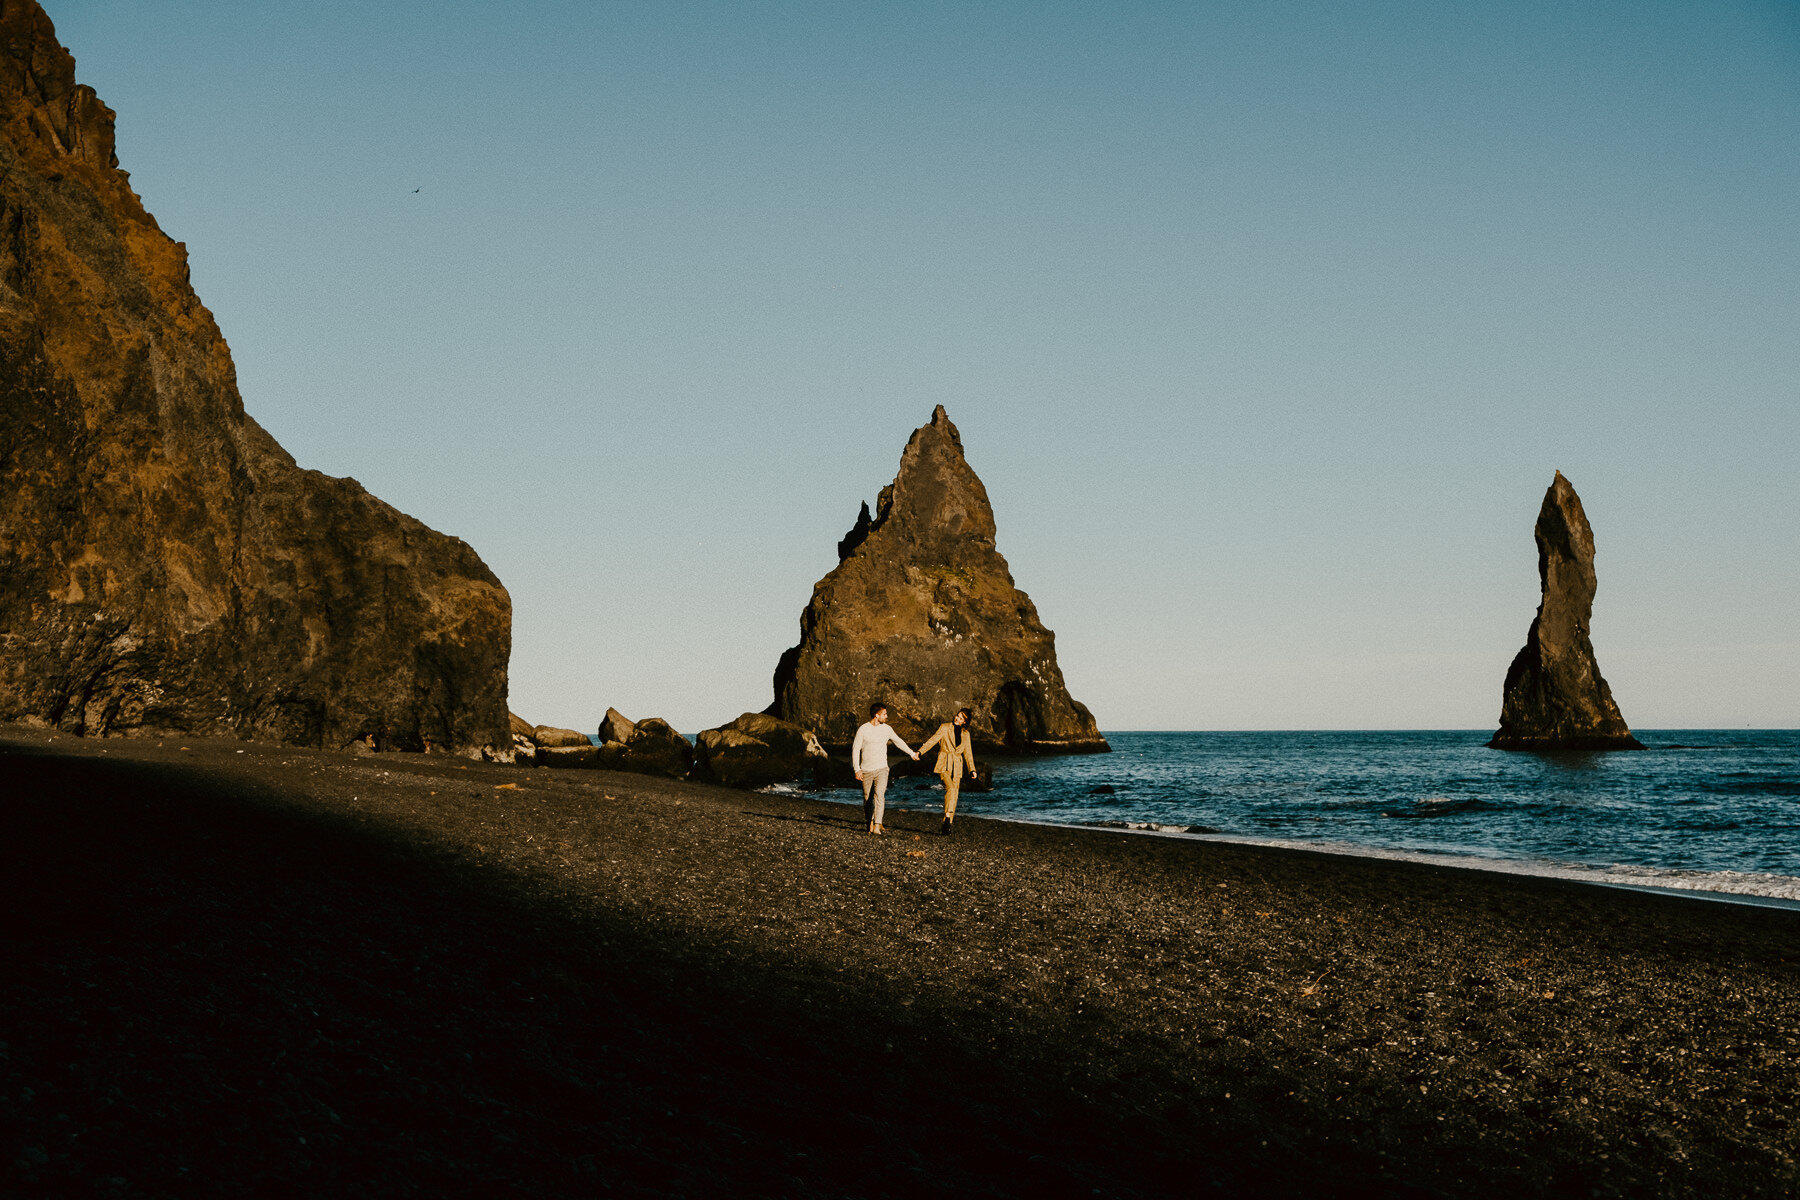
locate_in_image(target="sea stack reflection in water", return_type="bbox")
[771,406,1107,755]
[1490,472,1643,751]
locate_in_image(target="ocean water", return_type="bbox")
[853,731,1800,904]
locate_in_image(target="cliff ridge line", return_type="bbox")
[0,1,512,755]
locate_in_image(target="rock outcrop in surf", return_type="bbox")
[0,2,511,755]
[1490,472,1643,751]
[771,406,1107,754]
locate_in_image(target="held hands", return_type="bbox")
[910,751,920,760]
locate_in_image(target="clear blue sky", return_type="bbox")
[52,1,1800,731]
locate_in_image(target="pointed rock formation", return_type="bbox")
[0,3,511,754]
[1490,472,1643,751]
[772,407,1107,754]
[597,707,637,746]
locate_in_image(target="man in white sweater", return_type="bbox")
[852,702,918,835]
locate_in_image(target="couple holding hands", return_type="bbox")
[851,701,978,836]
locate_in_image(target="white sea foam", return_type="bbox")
[1142,829,1800,909]
[991,814,1800,910]
[1118,821,1214,835]
[815,785,1800,909]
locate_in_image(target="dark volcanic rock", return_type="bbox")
[1490,472,1643,751]
[693,712,829,789]
[622,718,694,778]
[772,407,1107,754]
[597,707,636,747]
[537,744,599,769]
[0,4,510,755]
[531,723,596,769]
[594,713,694,780]
[836,501,873,560]
[508,712,538,764]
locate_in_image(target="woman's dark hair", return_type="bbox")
[956,708,973,725]
[869,701,888,718]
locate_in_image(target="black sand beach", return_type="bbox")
[3,727,1797,1198]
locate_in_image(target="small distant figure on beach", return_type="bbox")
[919,707,977,836]
[852,702,918,835]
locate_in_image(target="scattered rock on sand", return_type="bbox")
[1490,472,1644,751]
[597,707,637,747]
[536,744,599,768]
[507,721,595,768]
[593,713,694,780]
[509,713,539,764]
[693,712,830,789]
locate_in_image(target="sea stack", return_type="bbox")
[0,3,512,755]
[1490,472,1643,751]
[772,406,1107,754]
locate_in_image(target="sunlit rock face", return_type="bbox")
[594,709,695,780]
[772,406,1107,755]
[693,712,830,789]
[0,2,511,755]
[1490,472,1643,752]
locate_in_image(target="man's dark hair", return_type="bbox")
[869,701,888,718]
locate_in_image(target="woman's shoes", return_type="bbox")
[939,817,953,836]
[869,822,884,835]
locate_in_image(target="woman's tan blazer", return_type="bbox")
[919,722,976,779]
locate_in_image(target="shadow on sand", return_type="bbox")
[2,746,1511,1197]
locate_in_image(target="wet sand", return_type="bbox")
[3,727,1797,1197]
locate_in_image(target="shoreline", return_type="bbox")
[783,783,1800,910]
[1073,823,1800,911]
[5,726,1799,1196]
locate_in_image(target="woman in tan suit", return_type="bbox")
[918,707,977,836]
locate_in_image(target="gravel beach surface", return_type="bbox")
[4,728,1797,1197]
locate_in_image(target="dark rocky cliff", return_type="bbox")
[0,2,511,754]
[1490,472,1642,751]
[772,406,1107,754]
